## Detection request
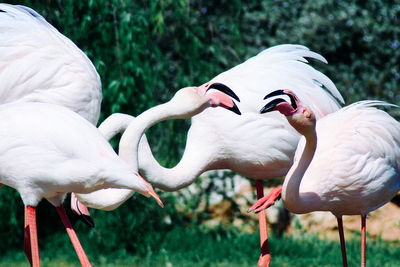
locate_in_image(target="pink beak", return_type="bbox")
[207,90,235,108]
[139,174,164,208]
[197,83,241,115]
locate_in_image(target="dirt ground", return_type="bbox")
[289,201,400,241]
[200,177,400,241]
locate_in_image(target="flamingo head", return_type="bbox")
[167,85,241,119]
[260,89,316,135]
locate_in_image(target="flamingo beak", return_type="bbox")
[146,185,164,208]
[138,175,164,208]
[201,83,241,115]
[261,89,299,114]
[206,83,241,102]
[70,193,95,228]
[263,89,298,109]
[260,98,287,113]
[207,91,241,115]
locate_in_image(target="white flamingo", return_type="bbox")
[0,3,102,225]
[250,89,400,267]
[0,102,163,267]
[73,44,344,266]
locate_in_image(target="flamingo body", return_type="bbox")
[255,91,400,267]
[0,102,155,207]
[0,102,164,266]
[285,101,400,216]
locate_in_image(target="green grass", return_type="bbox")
[1,226,400,267]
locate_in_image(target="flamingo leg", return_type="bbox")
[256,180,271,267]
[248,186,282,213]
[337,217,348,267]
[24,206,40,267]
[361,215,366,267]
[56,206,91,267]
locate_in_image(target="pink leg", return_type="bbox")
[24,206,40,267]
[56,206,92,267]
[248,186,282,213]
[256,180,271,267]
[337,217,348,267]
[361,215,366,267]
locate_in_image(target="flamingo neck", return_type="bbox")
[97,113,134,140]
[75,102,214,210]
[282,128,319,214]
[119,100,214,191]
[137,126,214,191]
[119,102,173,170]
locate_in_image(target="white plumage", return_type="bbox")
[0,102,159,207]
[0,4,101,125]
[141,44,344,188]
[76,45,343,203]
[74,45,344,267]
[0,102,162,266]
[255,91,400,267]
[0,4,104,266]
[285,101,400,216]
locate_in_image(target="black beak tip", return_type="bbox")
[229,102,241,115]
[260,105,271,114]
[77,214,95,228]
[260,98,286,114]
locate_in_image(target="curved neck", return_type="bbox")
[100,111,213,191]
[282,129,319,214]
[98,113,134,140]
[137,126,214,191]
[119,101,213,191]
[119,102,179,169]
[75,102,213,210]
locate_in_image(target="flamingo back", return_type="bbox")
[0,4,101,125]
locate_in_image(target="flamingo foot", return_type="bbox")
[248,186,282,213]
[70,193,95,228]
[56,206,92,267]
[24,206,40,267]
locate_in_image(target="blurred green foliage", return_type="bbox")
[0,0,399,259]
